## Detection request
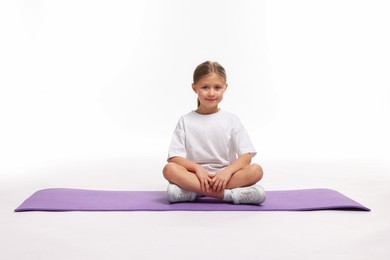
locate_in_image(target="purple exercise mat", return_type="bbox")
[14,188,370,212]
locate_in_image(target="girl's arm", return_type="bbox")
[168,156,212,192]
[168,156,201,173]
[210,153,253,192]
[222,153,252,176]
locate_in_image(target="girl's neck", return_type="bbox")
[195,106,220,115]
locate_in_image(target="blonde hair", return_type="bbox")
[193,61,227,107]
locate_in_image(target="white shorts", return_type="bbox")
[201,164,227,174]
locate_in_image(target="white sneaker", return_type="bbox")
[167,183,197,203]
[231,185,266,205]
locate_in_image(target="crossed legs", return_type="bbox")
[162,162,264,199]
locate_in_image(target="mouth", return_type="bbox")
[205,99,217,102]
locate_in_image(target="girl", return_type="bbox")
[163,61,266,205]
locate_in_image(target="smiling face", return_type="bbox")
[192,72,228,114]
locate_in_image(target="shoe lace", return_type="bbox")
[239,189,255,202]
[178,190,193,200]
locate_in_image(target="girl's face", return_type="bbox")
[192,72,228,114]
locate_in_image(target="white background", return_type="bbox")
[1,1,390,259]
[1,0,389,179]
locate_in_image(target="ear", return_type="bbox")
[224,83,228,92]
[192,83,198,94]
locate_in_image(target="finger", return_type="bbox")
[215,181,221,192]
[203,178,209,192]
[199,178,206,192]
[221,181,227,192]
[214,180,220,192]
[205,180,210,192]
[207,178,213,188]
[218,179,226,192]
[219,181,226,192]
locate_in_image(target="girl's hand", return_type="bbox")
[195,167,212,192]
[209,170,233,192]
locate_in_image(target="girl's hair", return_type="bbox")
[193,61,227,107]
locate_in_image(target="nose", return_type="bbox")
[207,89,216,97]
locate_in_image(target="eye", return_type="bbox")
[201,86,209,90]
[215,85,222,91]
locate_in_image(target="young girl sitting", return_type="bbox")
[163,61,266,205]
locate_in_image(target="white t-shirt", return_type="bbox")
[168,109,257,173]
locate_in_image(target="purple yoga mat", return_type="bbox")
[14,188,370,212]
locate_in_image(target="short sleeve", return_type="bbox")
[232,118,257,158]
[167,117,187,160]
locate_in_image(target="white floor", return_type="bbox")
[1,157,389,260]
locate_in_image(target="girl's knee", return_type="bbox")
[162,163,174,179]
[249,163,263,182]
[162,162,180,181]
